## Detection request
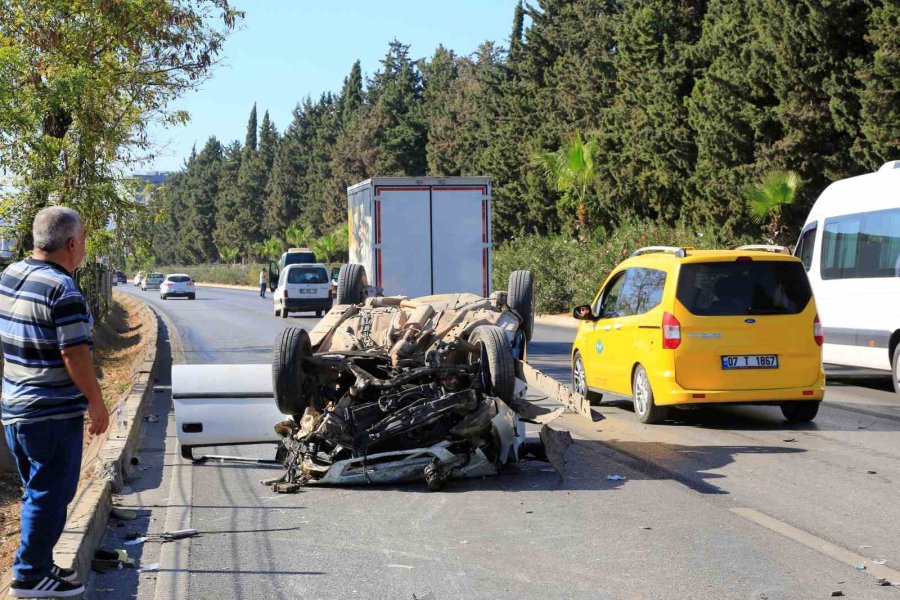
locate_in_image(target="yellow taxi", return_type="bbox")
[570,246,825,423]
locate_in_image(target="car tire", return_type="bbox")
[315,310,323,318]
[189,294,195,300]
[273,327,314,415]
[336,264,367,305]
[572,351,603,404]
[892,343,900,395]
[274,306,281,318]
[633,364,667,424]
[161,295,166,300]
[781,401,820,422]
[508,270,535,342]
[469,325,515,403]
[281,308,288,318]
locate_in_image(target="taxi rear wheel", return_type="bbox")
[780,401,820,422]
[892,344,900,395]
[633,365,667,424]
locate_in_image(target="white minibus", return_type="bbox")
[794,160,900,392]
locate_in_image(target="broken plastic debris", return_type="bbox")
[163,528,198,540]
[386,564,413,570]
[138,563,160,573]
[873,559,888,565]
[855,564,867,571]
[110,507,138,520]
[123,537,147,546]
[782,438,796,442]
[607,475,626,481]
[831,592,843,597]
[144,414,159,423]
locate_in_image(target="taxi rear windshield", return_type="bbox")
[287,267,328,284]
[676,261,811,316]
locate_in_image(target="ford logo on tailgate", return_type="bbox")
[744,318,756,324]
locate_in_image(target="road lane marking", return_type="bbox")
[732,507,900,583]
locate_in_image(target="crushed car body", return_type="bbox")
[172,269,597,490]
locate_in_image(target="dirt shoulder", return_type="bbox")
[0,292,154,577]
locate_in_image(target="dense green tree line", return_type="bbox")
[148,0,898,265]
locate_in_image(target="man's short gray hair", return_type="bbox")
[33,206,82,253]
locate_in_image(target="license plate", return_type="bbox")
[721,355,779,370]
[297,288,316,295]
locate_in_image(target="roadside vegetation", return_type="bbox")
[142,0,898,271]
[493,220,751,314]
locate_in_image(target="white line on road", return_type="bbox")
[732,507,900,584]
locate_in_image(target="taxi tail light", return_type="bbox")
[814,314,824,346]
[187,280,194,286]
[662,312,681,349]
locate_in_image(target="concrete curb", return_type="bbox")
[535,314,577,329]
[56,295,160,582]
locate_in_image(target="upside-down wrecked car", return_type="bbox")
[173,267,594,490]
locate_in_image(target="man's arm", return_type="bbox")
[61,344,109,435]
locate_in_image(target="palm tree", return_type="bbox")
[533,131,598,234]
[313,234,337,263]
[218,245,239,264]
[745,170,802,245]
[285,223,313,248]
[254,237,284,262]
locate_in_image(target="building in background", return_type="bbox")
[132,171,171,205]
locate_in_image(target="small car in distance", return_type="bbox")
[274,263,332,318]
[141,272,165,291]
[115,271,127,284]
[161,274,196,300]
[571,246,825,424]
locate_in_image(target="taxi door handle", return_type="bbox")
[602,325,612,331]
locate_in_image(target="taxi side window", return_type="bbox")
[594,271,627,318]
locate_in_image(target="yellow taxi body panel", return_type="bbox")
[572,249,825,406]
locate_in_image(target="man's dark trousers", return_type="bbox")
[4,416,83,581]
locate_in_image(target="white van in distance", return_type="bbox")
[794,160,900,392]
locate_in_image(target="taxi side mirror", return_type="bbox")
[572,304,594,320]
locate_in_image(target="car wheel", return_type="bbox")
[274,306,281,317]
[781,401,820,422]
[273,327,316,415]
[572,351,602,404]
[633,365,667,424]
[468,325,515,403]
[892,343,900,395]
[508,270,535,342]
[160,295,166,300]
[315,310,323,318]
[336,264,367,305]
[189,294,195,300]
[281,307,288,318]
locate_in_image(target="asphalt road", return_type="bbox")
[85,285,900,600]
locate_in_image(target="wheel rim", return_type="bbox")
[633,369,649,415]
[573,356,587,396]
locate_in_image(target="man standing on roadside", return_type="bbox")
[259,267,268,298]
[0,207,109,598]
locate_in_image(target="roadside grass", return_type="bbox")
[153,264,265,286]
[0,292,154,577]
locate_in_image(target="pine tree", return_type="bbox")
[259,110,279,172]
[244,103,258,157]
[212,140,245,258]
[852,1,900,169]
[182,136,222,262]
[341,60,364,122]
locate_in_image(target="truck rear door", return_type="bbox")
[432,186,490,297]
[376,186,432,298]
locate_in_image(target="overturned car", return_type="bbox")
[173,269,592,489]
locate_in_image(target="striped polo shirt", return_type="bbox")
[0,258,93,425]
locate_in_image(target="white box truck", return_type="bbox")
[347,177,492,298]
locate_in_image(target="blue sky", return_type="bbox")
[140,0,520,173]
